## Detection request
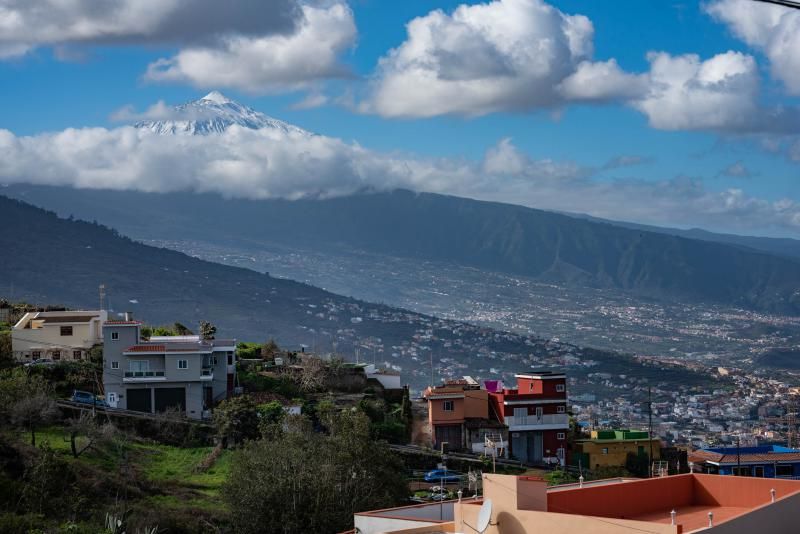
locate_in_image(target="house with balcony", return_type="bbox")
[102,320,236,419]
[12,310,107,361]
[487,372,569,465]
[424,377,506,453]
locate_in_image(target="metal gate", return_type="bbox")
[127,388,152,413]
[154,387,186,413]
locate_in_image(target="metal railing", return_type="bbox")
[124,370,165,378]
[505,413,569,428]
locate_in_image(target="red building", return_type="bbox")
[487,372,568,465]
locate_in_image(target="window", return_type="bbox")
[556,384,565,392]
[529,383,534,391]
[557,405,566,413]
[514,407,528,424]
[31,351,41,359]
[111,332,119,341]
[52,350,61,360]
[73,350,82,360]
[60,326,73,336]
[442,400,454,412]
[777,465,794,477]
[178,359,188,370]
[130,360,149,372]
[535,407,543,418]
[111,361,119,370]
[557,432,566,440]
[601,447,609,455]
[107,392,117,403]
[227,352,233,365]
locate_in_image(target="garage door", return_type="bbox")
[127,388,152,413]
[434,425,462,450]
[154,387,186,413]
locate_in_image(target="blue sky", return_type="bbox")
[1,0,800,237]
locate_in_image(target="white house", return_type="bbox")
[12,310,108,361]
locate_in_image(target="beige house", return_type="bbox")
[12,310,107,361]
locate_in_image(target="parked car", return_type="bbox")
[423,469,462,483]
[70,390,102,405]
[24,358,55,367]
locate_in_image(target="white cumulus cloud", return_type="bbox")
[144,3,356,94]
[359,0,646,118]
[0,123,798,235]
[706,0,800,95]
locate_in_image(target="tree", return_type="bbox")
[199,321,216,340]
[213,396,262,446]
[261,338,280,360]
[173,322,192,336]
[298,357,328,393]
[223,410,407,534]
[66,412,117,458]
[11,392,58,447]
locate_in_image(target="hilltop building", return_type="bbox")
[12,309,107,361]
[690,445,800,478]
[363,473,800,533]
[102,319,235,419]
[487,372,569,465]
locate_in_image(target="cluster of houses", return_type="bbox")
[11,309,236,419]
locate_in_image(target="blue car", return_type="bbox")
[70,390,106,406]
[424,469,461,483]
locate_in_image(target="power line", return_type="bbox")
[751,0,800,9]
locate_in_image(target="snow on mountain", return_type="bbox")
[134,91,312,136]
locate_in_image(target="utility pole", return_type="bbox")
[648,386,654,478]
[737,435,741,476]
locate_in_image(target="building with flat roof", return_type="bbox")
[373,472,800,533]
[574,429,663,471]
[12,310,107,361]
[690,445,800,478]
[487,372,568,465]
[102,320,236,419]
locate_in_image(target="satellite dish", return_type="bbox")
[477,499,493,533]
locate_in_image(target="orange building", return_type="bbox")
[366,473,800,533]
[424,377,504,452]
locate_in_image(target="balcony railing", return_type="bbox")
[124,370,165,378]
[505,413,569,430]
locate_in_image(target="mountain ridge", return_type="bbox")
[4,185,800,315]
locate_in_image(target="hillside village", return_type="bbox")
[3,299,800,532]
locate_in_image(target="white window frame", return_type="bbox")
[557,432,566,440]
[177,359,188,370]
[535,406,544,418]
[111,361,119,370]
[107,392,118,403]
[111,332,119,341]
[442,400,454,412]
[557,405,566,414]
[556,384,565,392]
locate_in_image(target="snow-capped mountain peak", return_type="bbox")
[134,92,312,136]
[200,90,232,104]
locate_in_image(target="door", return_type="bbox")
[514,407,528,425]
[511,432,527,462]
[154,387,186,413]
[434,425,462,450]
[107,392,118,408]
[529,432,543,463]
[127,388,152,413]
